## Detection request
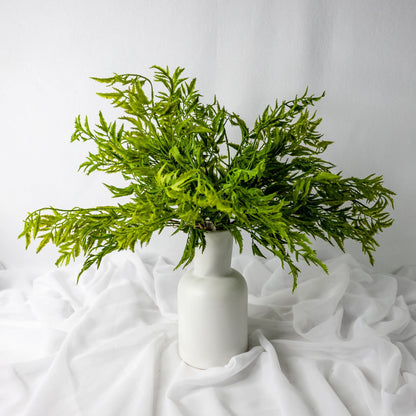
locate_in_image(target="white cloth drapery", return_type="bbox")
[1,251,415,415]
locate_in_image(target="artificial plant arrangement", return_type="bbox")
[20,66,394,290]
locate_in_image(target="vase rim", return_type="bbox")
[201,230,232,240]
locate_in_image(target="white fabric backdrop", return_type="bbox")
[1,251,415,415]
[1,0,416,271]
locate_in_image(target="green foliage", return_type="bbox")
[19,66,395,290]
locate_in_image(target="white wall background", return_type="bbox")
[1,0,415,274]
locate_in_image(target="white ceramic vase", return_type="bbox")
[177,231,248,369]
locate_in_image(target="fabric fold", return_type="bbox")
[1,251,415,415]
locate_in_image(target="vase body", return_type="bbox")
[178,231,248,369]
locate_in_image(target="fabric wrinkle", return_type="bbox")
[0,251,415,415]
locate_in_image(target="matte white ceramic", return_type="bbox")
[177,231,248,369]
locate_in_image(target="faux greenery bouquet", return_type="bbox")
[20,66,394,290]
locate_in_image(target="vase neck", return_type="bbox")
[194,231,233,277]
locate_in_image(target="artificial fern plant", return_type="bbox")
[20,66,394,290]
